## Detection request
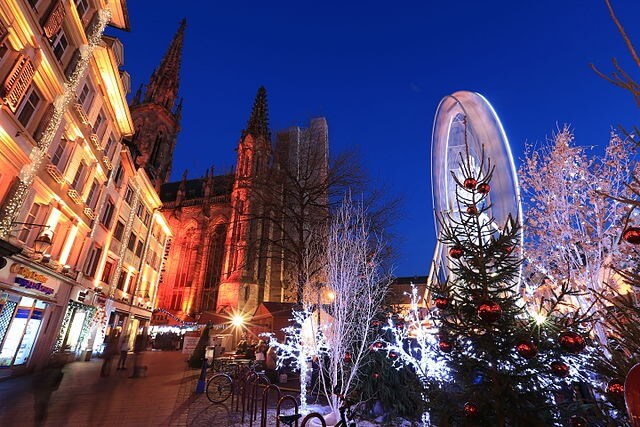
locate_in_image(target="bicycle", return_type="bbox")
[205,360,269,404]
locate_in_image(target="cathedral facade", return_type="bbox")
[129,22,328,321]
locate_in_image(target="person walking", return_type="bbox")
[33,353,66,425]
[100,329,119,377]
[117,335,130,370]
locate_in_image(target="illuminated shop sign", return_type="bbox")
[9,264,56,296]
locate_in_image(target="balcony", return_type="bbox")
[67,189,83,205]
[90,134,103,151]
[46,164,65,184]
[83,207,96,220]
[73,102,90,125]
[102,155,113,170]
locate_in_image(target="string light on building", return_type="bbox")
[0,8,112,238]
[108,185,140,298]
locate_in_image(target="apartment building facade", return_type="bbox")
[0,0,169,374]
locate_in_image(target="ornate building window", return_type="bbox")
[71,161,86,191]
[100,199,115,228]
[83,245,102,277]
[85,179,99,208]
[101,260,114,284]
[202,224,226,311]
[50,137,68,168]
[170,292,182,311]
[175,228,196,289]
[78,81,93,109]
[16,86,42,128]
[50,28,68,63]
[113,220,125,241]
[74,0,89,18]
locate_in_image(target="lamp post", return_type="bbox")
[33,231,53,255]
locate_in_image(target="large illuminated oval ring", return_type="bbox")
[429,91,523,285]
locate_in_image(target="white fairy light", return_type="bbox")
[261,308,329,412]
[0,8,112,237]
[376,285,450,426]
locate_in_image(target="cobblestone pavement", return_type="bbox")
[0,351,320,426]
[0,351,192,426]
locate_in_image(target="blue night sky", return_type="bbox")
[112,1,640,277]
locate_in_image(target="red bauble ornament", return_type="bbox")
[372,341,385,350]
[466,205,479,215]
[463,178,477,190]
[477,182,491,194]
[569,416,588,427]
[372,372,380,380]
[439,340,453,353]
[434,297,448,310]
[550,361,570,378]
[449,246,464,259]
[503,245,514,255]
[558,331,586,354]
[623,227,640,244]
[344,352,352,363]
[389,351,398,360]
[463,402,479,418]
[516,340,538,359]
[477,300,502,323]
[396,321,405,329]
[371,320,381,328]
[607,379,625,397]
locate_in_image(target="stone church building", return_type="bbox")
[126,21,328,321]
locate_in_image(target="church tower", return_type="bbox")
[128,19,186,191]
[217,87,272,312]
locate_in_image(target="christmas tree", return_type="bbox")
[426,137,595,426]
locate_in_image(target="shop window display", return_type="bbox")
[0,297,46,367]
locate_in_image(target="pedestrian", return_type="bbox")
[255,340,267,369]
[117,335,130,370]
[100,329,119,377]
[265,339,278,384]
[33,353,66,425]
[130,333,148,378]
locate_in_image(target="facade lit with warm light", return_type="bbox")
[0,0,175,375]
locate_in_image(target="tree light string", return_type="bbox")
[0,8,112,238]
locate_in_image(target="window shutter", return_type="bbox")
[34,103,54,144]
[42,0,66,39]
[2,54,36,112]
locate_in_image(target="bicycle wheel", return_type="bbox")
[206,373,233,403]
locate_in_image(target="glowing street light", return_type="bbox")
[231,313,245,327]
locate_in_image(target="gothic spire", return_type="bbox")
[243,86,270,140]
[143,18,186,115]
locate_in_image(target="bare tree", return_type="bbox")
[591,0,640,109]
[242,120,398,304]
[318,193,392,416]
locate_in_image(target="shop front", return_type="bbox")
[0,257,73,371]
[96,300,153,353]
[53,287,97,360]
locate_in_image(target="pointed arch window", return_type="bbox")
[202,224,226,311]
[150,132,164,166]
[175,227,197,289]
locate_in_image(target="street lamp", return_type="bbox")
[231,313,245,328]
[33,231,53,255]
